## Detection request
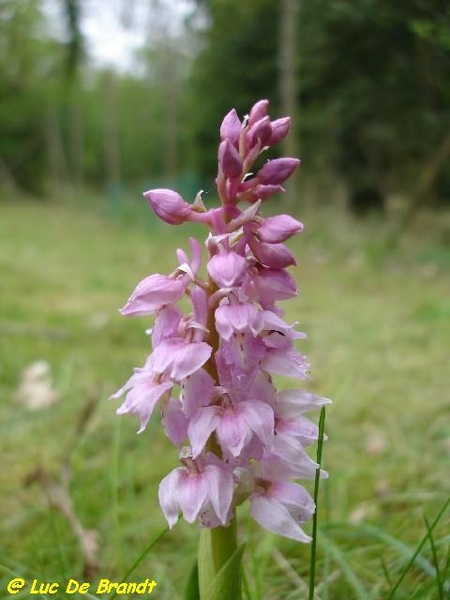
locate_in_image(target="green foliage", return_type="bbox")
[0,1,53,192]
[203,544,245,600]
[298,0,450,195]
[2,0,449,207]
[185,0,450,203]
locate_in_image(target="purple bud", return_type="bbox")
[256,158,300,186]
[220,109,242,147]
[269,117,291,145]
[218,139,243,179]
[247,116,272,148]
[144,188,191,225]
[248,99,269,126]
[249,239,297,269]
[257,214,304,243]
[238,184,285,203]
[251,267,298,301]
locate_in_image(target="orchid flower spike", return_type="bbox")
[112,99,329,545]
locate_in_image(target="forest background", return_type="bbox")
[2,0,450,213]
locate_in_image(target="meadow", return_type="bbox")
[0,193,449,599]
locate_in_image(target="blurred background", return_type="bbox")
[2,0,450,210]
[1,1,450,599]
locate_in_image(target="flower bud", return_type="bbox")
[256,158,300,186]
[144,189,191,225]
[247,116,272,148]
[257,214,304,243]
[248,99,269,126]
[220,109,242,147]
[238,184,285,203]
[269,117,291,145]
[250,267,297,301]
[218,139,243,179]
[249,239,296,269]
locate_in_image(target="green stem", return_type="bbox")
[198,517,239,599]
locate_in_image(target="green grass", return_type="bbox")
[0,194,449,599]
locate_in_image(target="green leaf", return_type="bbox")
[204,543,245,600]
[185,562,200,600]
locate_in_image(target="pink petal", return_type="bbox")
[120,274,187,316]
[172,470,209,524]
[240,400,274,449]
[188,406,221,457]
[158,468,184,528]
[261,349,310,379]
[217,408,251,457]
[203,464,234,525]
[276,389,332,417]
[115,379,173,434]
[169,341,212,379]
[250,494,312,542]
[151,304,183,347]
[187,237,203,275]
[270,437,320,479]
[276,416,319,445]
[190,287,208,329]
[259,450,314,481]
[215,302,263,341]
[162,398,188,445]
[150,339,212,380]
[219,333,266,379]
[207,251,248,288]
[247,372,277,407]
[180,369,215,417]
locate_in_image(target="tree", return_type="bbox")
[0,0,50,192]
[298,0,450,209]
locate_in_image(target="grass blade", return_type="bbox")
[386,495,450,599]
[318,530,370,600]
[424,515,443,600]
[323,520,437,578]
[379,556,392,588]
[108,526,169,600]
[308,406,327,600]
